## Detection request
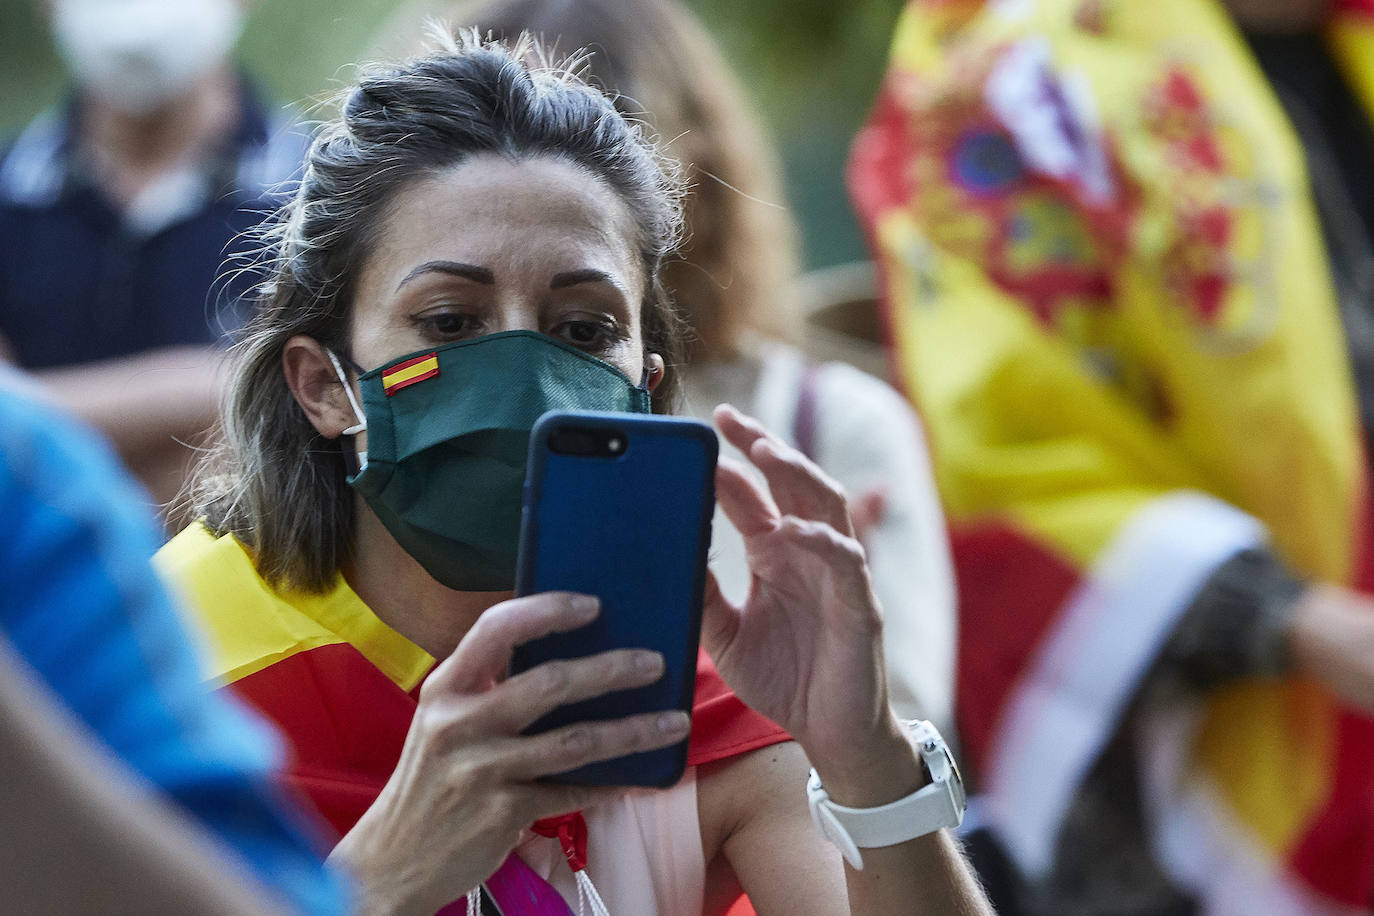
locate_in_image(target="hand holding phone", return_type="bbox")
[510,410,717,787]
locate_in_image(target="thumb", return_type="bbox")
[699,570,741,663]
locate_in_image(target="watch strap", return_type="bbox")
[805,719,965,870]
[808,769,964,848]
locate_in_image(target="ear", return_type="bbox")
[282,335,357,439]
[645,352,666,393]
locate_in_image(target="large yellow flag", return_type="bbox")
[852,0,1374,908]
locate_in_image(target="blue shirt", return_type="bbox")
[0,83,304,368]
[0,373,347,913]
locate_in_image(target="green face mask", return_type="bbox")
[330,330,653,591]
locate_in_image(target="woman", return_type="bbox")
[448,0,958,743]
[158,33,990,915]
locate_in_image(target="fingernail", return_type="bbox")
[658,711,690,734]
[635,651,665,676]
[571,595,599,619]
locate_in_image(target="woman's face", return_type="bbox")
[347,154,658,382]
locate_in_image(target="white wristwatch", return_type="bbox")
[806,719,966,870]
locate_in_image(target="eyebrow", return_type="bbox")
[395,261,627,294]
[550,268,618,290]
[396,260,494,290]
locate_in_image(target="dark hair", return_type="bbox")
[454,0,803,357]
[189,31,687,593]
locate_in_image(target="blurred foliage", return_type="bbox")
[0,0,907,268]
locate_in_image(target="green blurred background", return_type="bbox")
[0,0,906,270]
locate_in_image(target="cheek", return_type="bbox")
[347,308,410,372]
[606,346,646,385]
[345,303,385,365]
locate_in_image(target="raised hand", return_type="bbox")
[703,404,912,800]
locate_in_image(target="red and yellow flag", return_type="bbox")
[852,0,1374,909]
[155,524,789,914]
[381,352,439,396]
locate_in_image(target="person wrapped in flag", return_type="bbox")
[850,0,1374,913]
[155,31,993,916]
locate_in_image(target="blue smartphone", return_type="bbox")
[511,410,718,787]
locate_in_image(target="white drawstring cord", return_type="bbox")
[462,864,611,914]
[574,869,611,916]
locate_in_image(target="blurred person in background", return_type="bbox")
[852,0,1374,913]
[0,0,305,513]
[443,0,958,735]
[0,369,345,912]
[0,636,326,914]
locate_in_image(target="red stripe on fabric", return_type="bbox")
[229,643,786,838]
[1287,711,1374,903]
[725,897,757,916]
[849,78,918,226]
[226,642,415,839]
[1290,450,1374,902]
[384,351,439,376]
[1337,0,1374,18]
[531,813,589,871]
[384,365,440,396]
[688,649,790,767]
[951,523,1081,777]
[846,76,925,397]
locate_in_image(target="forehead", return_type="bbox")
[360,154,643,294]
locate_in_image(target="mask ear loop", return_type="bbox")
[326,350,368,436]
[638,362,657,393]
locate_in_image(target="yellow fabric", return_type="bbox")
[1331,11,1374,123]
[867,0,1374,860]
[154,524,434,691]
[1192,680,1338,854]
[879,0,1362,581]
[383,355,439,391]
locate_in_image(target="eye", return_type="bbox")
[415,308,483,340]
[553,317,624,353]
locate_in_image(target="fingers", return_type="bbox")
[750,438,853,536]
[716,459,779,539]
[713,402,776,462]
[502,708,692,783]
[714,403,853,536]
[495,648,668,733]
[432,592,599,694]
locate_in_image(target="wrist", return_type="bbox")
[809,716,927,808]
[806,719,966,870]
[329,826,433,916]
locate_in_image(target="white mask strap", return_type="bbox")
[327,350,368,436]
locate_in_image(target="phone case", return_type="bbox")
[511,410,718,787]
